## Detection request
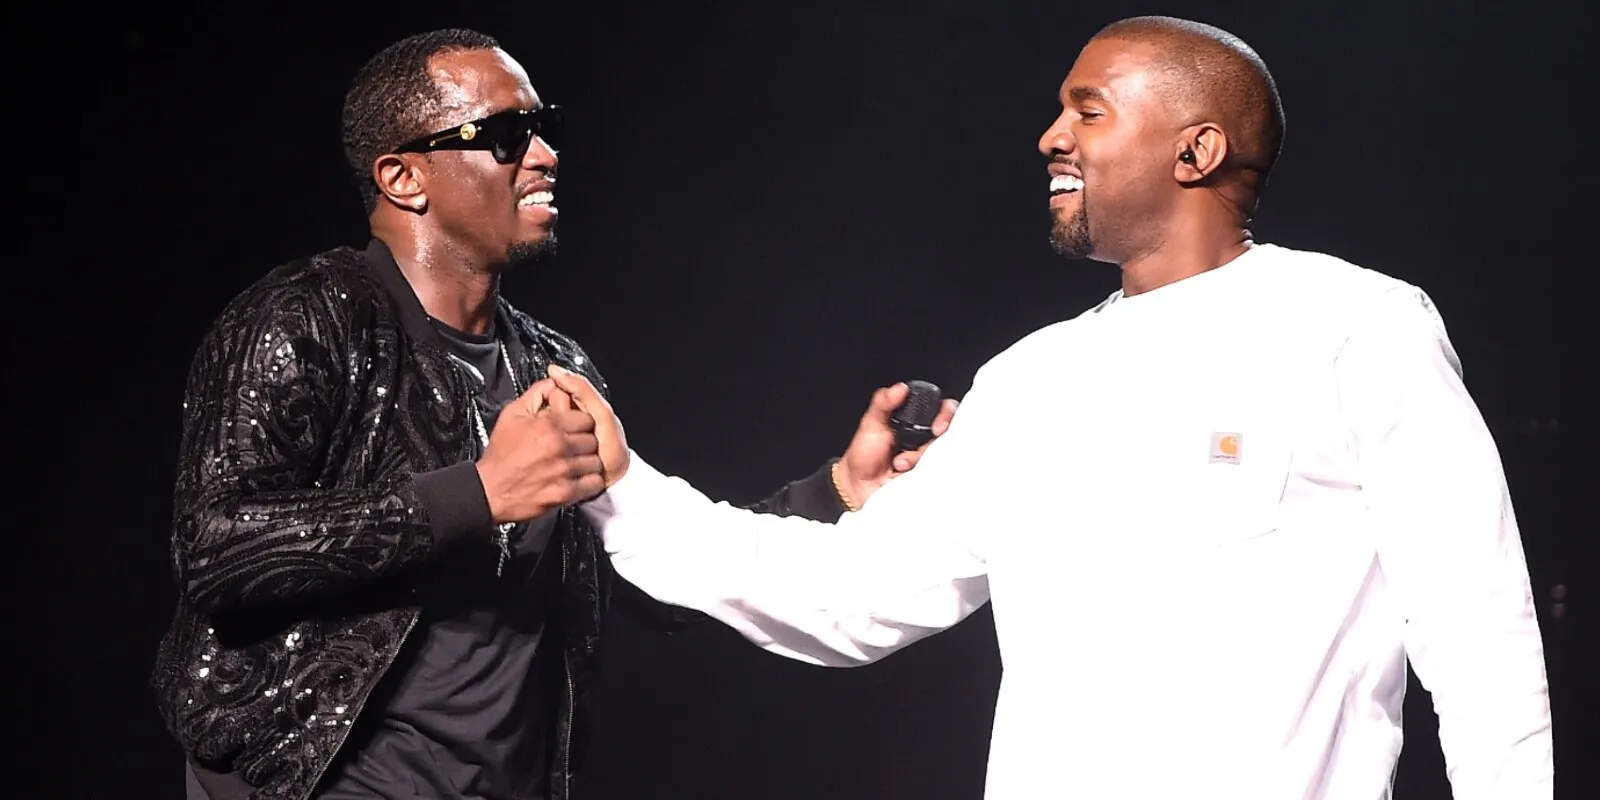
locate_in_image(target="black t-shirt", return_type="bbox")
[316,318,561,800]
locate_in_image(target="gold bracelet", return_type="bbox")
[830,460,858,512]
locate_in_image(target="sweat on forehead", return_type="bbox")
[424,48,533,122]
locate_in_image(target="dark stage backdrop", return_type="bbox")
[13,1,1592,798]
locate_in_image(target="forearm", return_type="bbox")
[742,458,849,522]
[1410,578,1552,798]
[583,453,988,666]
[170,288,505,615]
[174,461,492,615]
[1341,285,1554,796]
[1382,442,1551,795]
[631,459,850,631]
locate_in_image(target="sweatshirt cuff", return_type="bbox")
[412,461,494,549]
[786,458,849,523]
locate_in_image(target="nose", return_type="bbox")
[1037,113,1076,158]
[523,134,558,172]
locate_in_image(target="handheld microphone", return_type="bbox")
[889,380,942,453]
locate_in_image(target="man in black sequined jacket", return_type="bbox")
[152,28,954,800]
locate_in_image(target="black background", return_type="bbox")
[14,1,1593,797]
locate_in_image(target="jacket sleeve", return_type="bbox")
[744,459,850,522]
[170,281,492,617]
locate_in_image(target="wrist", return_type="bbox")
[829,459,860,512]
[413,461,498,549]
[602,447,631,489]
[474,461,510,524]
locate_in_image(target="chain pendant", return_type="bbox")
[459,342,524,579]
[496,342,518,578]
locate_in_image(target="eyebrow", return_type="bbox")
[1067,86,1111,105]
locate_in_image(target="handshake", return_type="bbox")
[473,365,960,526]
[473,365,626,526]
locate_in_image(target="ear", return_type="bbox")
[372,153,428,212]
[1174,123,1228,184]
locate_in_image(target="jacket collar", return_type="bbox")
[361,237,533,373]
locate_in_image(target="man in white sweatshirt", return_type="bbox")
[552,14,1555,800]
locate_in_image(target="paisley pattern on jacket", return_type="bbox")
[152,241,844,800]
[148,240,611,799]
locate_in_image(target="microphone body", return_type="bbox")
[889,380,942,453]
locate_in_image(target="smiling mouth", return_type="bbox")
[1049,175,1084,195]
[518,191,555,209]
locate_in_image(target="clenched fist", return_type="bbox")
[546,365,630,486]
[474,379,607,524]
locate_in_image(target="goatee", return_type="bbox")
[505,234,557,268]
[1049,205,1091,259]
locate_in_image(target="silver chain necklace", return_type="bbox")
[448,342,523,577]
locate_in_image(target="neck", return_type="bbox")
[1117,218,1253,298]
[373,223,500,335]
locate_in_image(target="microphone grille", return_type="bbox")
[895,380,942,427]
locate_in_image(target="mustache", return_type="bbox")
[515,171,558,197]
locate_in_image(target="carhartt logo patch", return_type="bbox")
[1209,432,1242,464]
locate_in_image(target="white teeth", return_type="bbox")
[519,191,555,206]
[1050,175,1084,193]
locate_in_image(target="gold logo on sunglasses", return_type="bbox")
[459,122,478,141]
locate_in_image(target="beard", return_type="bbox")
[1048,201,1091,259]
[504,231,557,269]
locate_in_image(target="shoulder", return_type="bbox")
[973,302,1103,387]
[1248,242,1438,316]
[200,246,380,356]
[1250,243,1458,373]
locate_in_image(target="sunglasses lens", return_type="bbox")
[533,106,562,151]
[486,108,561,163]
[492,134,530,165]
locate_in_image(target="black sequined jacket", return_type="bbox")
[151,239,847,800]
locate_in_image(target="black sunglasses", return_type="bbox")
[394,105,562,164]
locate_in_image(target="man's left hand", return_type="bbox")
[835,382,959,510]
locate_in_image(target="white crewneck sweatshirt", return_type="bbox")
[581,243,1553,800]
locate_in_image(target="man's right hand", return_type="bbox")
[546,364,629,487]
[475,379,608,524]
